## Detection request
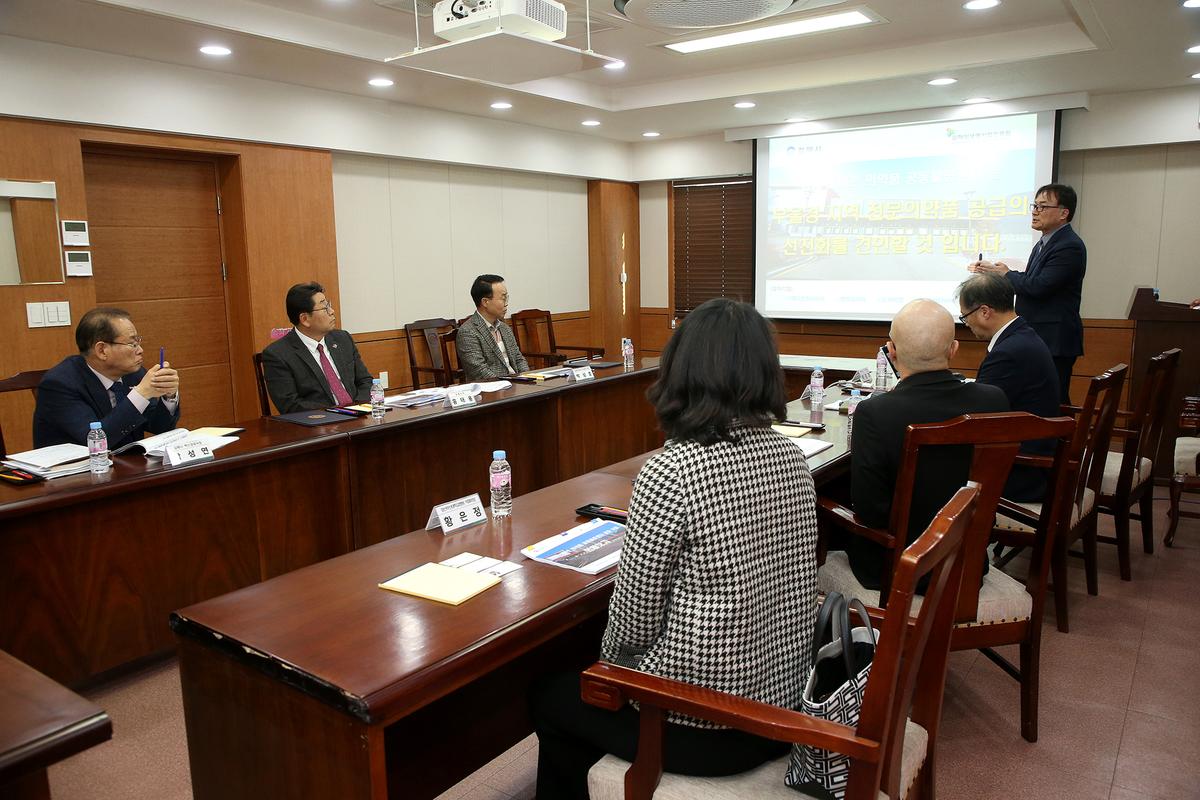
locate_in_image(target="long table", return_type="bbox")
[171,394,850,800]
[0,360,663,686]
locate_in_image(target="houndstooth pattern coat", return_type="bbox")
[600,424,820,728]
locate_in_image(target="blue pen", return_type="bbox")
[159,347,165,368]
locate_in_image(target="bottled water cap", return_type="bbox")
[493,449,506,460]
[90,421,102,430]
[372,378,381,385]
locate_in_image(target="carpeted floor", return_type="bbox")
[48,493,1200,800]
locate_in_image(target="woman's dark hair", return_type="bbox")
[648,298,786,445]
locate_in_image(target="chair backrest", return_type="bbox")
[883,412,1076,622]
[509,308,555,355]
[252,353,272,416]
[437,328,464,387]
[1070,364,1127,518]
[849,484,977,800]
[1121,349,1181,487]
[404,318,457,389]
[0,369,48,458]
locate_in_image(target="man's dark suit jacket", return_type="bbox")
[847,369,1008,590]
[976,316,1061,501]
[261,328,373,414]
[1006,223,1086,358]
[33,355,181,449]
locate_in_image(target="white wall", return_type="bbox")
[333,154,589,333]
[1058,140,1200,317]
[630,135,752,183]
[639,181,669,308]
[1061,87,1200,152]
[0,200,20,285]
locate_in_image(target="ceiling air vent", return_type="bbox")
[613,0,796,29]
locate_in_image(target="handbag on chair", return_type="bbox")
[785,592,878,799]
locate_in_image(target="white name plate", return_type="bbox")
[164,439,215,467]
[569,366,595,383]
[444,388,478,409]
[426,493,488,535]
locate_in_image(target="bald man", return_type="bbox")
[843,299,1009,590]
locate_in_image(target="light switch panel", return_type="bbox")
[379,371,389,389]
[53,301,71,326]
[26,302,46,328]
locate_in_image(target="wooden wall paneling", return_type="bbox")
[587,181,640,359]
[637,307,672,355]
[81,153,218,229]
[171,363,237,428]
[82,226,223,301]
[9,198,62,283]
[353,332,413,393]
[215,156,260,421]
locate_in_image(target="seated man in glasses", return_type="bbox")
[33,307,180,449]
[261,282,374,413]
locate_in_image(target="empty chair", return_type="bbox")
[404,317,459,389]
[1166,394,1200,547]
[0,369,47,457]
[509,308,603,367]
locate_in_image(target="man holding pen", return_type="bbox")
[33,307,180,449]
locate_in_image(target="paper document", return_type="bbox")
[111,429,239,458]
[6,443,89,470]
[771,424,810,438]
[189,427,245,437]
[378,562,499,605]
[522,518,625,574]
[787,438,835,458]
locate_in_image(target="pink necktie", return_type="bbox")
[492,326,503,347]
[317,343,353,405]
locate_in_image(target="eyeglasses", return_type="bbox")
[310,302,334,314]
[103,337,144,349]
[958,306,984,324]
[1029,203,1064,213]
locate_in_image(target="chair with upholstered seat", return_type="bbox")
[993,364,1126,634]
[817,412,1075,742]
[1096,348,1179,577]
[404,317,459,389]
[0,369,47,458]
[1166,394,1200,547]
[509,308,603,367]
[581,484,979,800]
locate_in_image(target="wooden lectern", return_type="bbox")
[1127,288,1200,478]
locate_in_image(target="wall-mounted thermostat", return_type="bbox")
[61,220,89,246]
[64,250,93,276]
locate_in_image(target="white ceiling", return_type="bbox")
[1,0,1197,142]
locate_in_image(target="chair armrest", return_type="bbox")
[1060,404,1083,415]
[1013,454,1054,469]
[816,498,895,547]
[556,344,606,358]
[580,662,880,762]
[995,498,1040,528]
[524,351,569,367]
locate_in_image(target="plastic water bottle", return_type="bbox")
[622,338,635,369]
[87,422,109,475]
[370,379,385,420]
[810,366,825,404]
[875,349,891,391]
[846,389,863,440]
[489,449,512,518]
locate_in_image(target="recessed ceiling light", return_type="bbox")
[604,60,626,70]
[963,0,1000,9]
[734,101,756,109]
[665,10,872,54]
[1193,72,1200,79]
[1186,0,1200,8]
[368,77,394,87]
[199,45,232,56]
[642,131,660,138]
[963,97,991,104]
[581,119,601,126]
[490,101,513,110]
[1188,45,1200,53]
[785,117,808,123]
[928,77,957,86]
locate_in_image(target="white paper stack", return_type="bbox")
[3,444,95,479]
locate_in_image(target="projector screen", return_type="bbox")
[755,111,1057,321]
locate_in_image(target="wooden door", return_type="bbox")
[83,151,234,427]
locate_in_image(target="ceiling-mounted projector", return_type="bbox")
[433,0,567,42]
[614,0,797,29]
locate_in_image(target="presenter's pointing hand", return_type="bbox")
[969,260,1010,276]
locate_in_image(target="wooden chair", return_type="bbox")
[404,318,459,389]
[581,484,979,800]
[252,353,273,416]
[0,369,47,458]
[994,364,1126,634]
[1097,348,1180,577]
[1166,394,1200,547]
[509,308,603,367]
[818,412,1075,742]
[436,327,465,387]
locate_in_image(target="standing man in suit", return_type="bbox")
[261,282,374,413]
[34,307,181,449]
[842,299,1008,590]
[969,183,1085,403]
[957,273,1061,501]
[457,274,530,382]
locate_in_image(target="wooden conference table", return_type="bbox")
[0,359,663,687]
[171,393,852,800]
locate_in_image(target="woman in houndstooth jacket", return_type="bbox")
[531,298,820,800]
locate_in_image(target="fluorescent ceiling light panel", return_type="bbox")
[664,10,872,54]
[963,97,991,104]
[963,0,1000,10]
[604,60,625,70]
[642,131,660,137]
[1188,45,1200,53]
